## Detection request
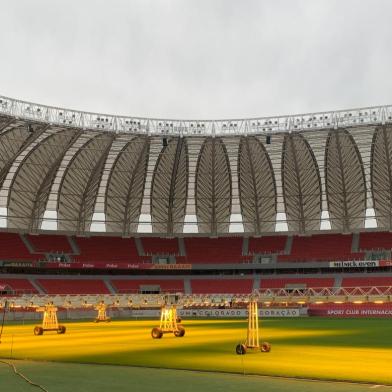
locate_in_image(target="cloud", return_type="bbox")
[0,0,391,119]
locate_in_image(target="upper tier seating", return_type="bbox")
[278,234,364,262]
[141,238,179,255]
[248,236,287,254]
[111,279,184,293]
[73,237,142,264]
[359,232,392,251]
[191,279,253,294]
[27,234,73,254]
[0,233,35,261]
[37,279,110,294]
[184,238,244,263]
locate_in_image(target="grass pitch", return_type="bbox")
[0,360,384,392]
[0,318,391,386]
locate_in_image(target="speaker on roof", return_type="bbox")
[266,135,271,144]
[162,137,168,147]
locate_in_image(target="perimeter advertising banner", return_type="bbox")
[42,262,192,270]
[329,260,392,268]
[308,303,392,317]
[178,308,301,318]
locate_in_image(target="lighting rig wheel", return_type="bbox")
[34,326,43,336]
[176,316,182,323]
[57,325,66,334]
[106,318,111,322]
[94,319,99,323]
[151,327,163,339]
[236,343,247,355]
[174,326,185,337]
[261,342,271,352]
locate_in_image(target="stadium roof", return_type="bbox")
[1,94,392,136]
[0,94,391,236]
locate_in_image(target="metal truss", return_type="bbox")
[185,286,392,304]
[1,94,392,136]
[2,289,392,309]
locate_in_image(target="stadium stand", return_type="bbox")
[73,237,141,264]
[190,279,253,294]
[248,236,287,254]
[359,232,392,251]
[278,234,364,262]
[36,279,110,294]
[260,277,335,289]
[341,276,392,288]
[0,233,35,260]
[184,238,245,263]
[111,279,184,293]
[141,238,179,255]
[27,234,73,253]
[0,232,386,265]
[0,278,38,293]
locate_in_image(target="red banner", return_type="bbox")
[308,303,392,317]
[379,260,392,267]
[42,262,191,270]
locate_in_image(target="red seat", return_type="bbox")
[191,279,253,294]
[37,279,109,294]
[341,277,392,289]
[248,236,287,254]
[27,234,73,253]
[184,238,244,263]
[141,238,179,255]
[112,279,184,293]
[73,237,142,264]
[0,233,34,260]
[359,232,392,251]
[278,234,364,262]
[260,278,335,289]
[0,278,37,294]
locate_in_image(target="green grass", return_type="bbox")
[0,360,383,392]
[0,318,391,385]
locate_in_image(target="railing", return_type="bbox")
[1,287,391,308]
[1,94,392,136]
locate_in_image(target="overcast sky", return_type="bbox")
[0,0,392,120]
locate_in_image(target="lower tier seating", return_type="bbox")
[341,277,392,288]
[0,278,38,293]
[260,278,335,289]
[111,279,184,293]
[190,279,253,294]
[37,279,110,294]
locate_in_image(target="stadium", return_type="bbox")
[0,93,391,391]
